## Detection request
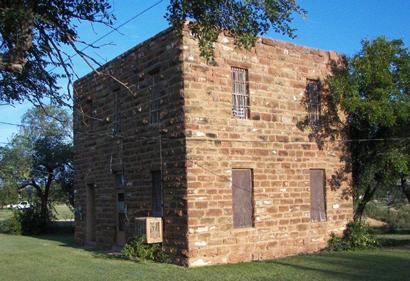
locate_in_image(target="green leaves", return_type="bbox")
[121,235,169,263]
[1,0,304,105]
[332,37,410,128]
[0,105,73,213]
[328,37,410,220]
[0,0,114,106]
[384,148,409,176]
[166,0,305,60]
[327,221,378,251]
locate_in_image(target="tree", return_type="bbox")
[1,0,304,107]
[0,136,31,207]
[167,0,305,59]
[328,37,410,220]
[0,0,114,107]
[0,180,18,208]
[0,106,73,230]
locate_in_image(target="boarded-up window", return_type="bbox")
[232,169,253,228]
[307,79,320,124]
[232,67,250,119]
[310,169,327,222]
[152,171,163,217]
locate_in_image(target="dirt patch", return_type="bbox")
[364,217,387,228]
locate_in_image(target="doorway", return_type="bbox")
[116,192,126,245]
[86,184,96,244]
[151,171,163,217]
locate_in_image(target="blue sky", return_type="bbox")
[1,0,409,144]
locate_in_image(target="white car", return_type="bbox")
[12,201,32,209]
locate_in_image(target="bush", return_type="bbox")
[344,221,379,249]
[2,205,52,235]
[365,201,388,220]
[121,235,169,263]
[327,221,378,251]
[17,207,46,235]
[392,205,410,230]
[327,233,348,251]
[0,212,21,234]
[365,202,410,231]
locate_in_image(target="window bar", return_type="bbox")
[232,67,249,119]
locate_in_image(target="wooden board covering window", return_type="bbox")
[152,171,163,217]
[232,169,253,228]
[310,169,327,222]
[86,184,96,242]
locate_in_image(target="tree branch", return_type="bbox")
[0,5,33,74]
[19,178,43,198]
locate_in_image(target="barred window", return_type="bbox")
[232,67,250,119]
[113,90,121,135]
[307,79,320,124]
[150,72,160,124]
[117,193,126,231]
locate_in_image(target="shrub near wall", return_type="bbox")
[327,221,378,251]
[121,236,169,263]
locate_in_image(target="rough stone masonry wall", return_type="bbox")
[73,28,188,264]
[182,30,353,266]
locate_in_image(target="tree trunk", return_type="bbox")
[40,171,53,225]
[354,185,377,221]
[400,176,410,204]
[40,194,48,222]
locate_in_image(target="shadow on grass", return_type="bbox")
[370,226,410,235]
[378,237,410,247]
[30,231,136,262]
[368,226,410,247]
[5,232,410,281]
[268,251,410,281]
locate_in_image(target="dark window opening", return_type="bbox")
[232,169,253,228]
[310,169,327,222]
[115,173,125,189]
[307,79,321,124]
[232,67,250,119]
[81,96,93,128]
[152,171,163,217]
[150,71,161,124]
[117,193,126,231]
[112,90,121,136]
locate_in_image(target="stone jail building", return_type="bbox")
[73,26,353,267]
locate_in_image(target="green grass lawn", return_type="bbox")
[0,204,73,221]
[377,233,410,247]
[0,234,409,281]
[52,204,74,220]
